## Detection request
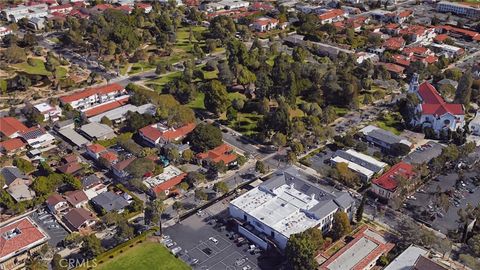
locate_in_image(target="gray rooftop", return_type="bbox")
[91,191,129,212]
[58,128,90,147]
[80,123,115,140]
[384,245,429,270]
[88,103,155,123]
[0,166,28,186]
[333,150,386,173]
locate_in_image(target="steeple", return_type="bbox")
[409,73,419,93]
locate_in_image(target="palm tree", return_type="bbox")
[152,199,166,236]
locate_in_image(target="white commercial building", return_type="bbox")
[59,83,126,110]
[437,1,480,19]
[88,103,155,124]
[1,4,48,22]
[330,149,387,180]
[229,166,355,250]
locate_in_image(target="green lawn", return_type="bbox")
[94,241,190,270]
[188,92,206,110]
[373,113,404,135]
[332,106,349,117]
[14,58,67,78]
[228,113,261,136]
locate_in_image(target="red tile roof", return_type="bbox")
[83,97,129,117]
[392,54,411,67]
[437,25,480,40]
[0,217,48,260]
[434,34,449,43]
[197,144,237,164]
[318,9,345,21]
[86,144,106,154]
[112,157,136,171]
[383,37,405,50]
[59,83,123,103]
[380,62,405,74]
[397,9,413,18]
[140,123,196,143]
[100,151,118,163]
[0,138,26,152]
[0,117,28,137]
[372,162,414,192]
[403,46,429,56]
[320,226,394,270]
[254,17,279,26]
[418,82,464,116]
[152,173,187,195]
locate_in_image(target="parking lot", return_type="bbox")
[403,141,444,165]
[164,203,263,270]
[30,208,68,248]
[405,171,480,234]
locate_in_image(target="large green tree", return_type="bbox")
[204,80,229,116]
[187,123,223,152]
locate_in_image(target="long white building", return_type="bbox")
[229,166,355,250]
[437,1,480,19]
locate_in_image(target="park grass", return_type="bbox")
[229,112,261,136]
[188,92,206,110]
[14,58,67,78]
[227,91,247,101]
[373,112,404,135]
[93,241,189,270]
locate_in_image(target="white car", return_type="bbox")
[209,237,219,244]
[171,247,182,255]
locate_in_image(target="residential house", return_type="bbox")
[370,162,416,200]
[33,102,62,122]
[0,138,27,156]
[91,191,130,213]
[59,83,126,110]
[229,166,355,250]
[80,123,116,141]
[318,9,345,24]
[196,144,238,168]
[112,157,136,180]
[99,151,118,167]
[139,122,195,146]
[65,190,89,208]
[45,193,69,214]
[56,160,82,175]
[399,25,436,43]
[143,165,187,197]
[430,43,465,58]
[48,3,73,14]
[19,127,56,151]
[391,9,413,24]
[330,149,388,181]
[0,117,28,138]
[359,125,412,152]
[85,144,107,160]
[0,217,49,270]
[383,37,405,51]
[379,62,406,78]
[409,74,465,133]
[319,226,395,270]
[252,17,279,32]
[63,208,97,231]
[0,166,35,202]
[82,175,107,200]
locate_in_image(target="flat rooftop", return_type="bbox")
[230,166,354,238]
[143,165,183,189]
[320,226,394,270]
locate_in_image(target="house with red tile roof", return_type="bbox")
[379,62,405,78]
[63,208,96,232]
[196,144,238,168]
[252,17,279,32]
[318,9,346,24]
[19,126,56,151]
[0,117,28,138]
[399,25,436,43]
[135,3,152,13]
[435,25,480,42]
[56,161,83,175]
[143,165,187,197]
[409,74,465,132]
[48,3,72,13]
[371,162,416,200]
[139,122,196,146]
[0,217,49,270]
[99,151,118,166]
[383,36,405,51]
[0,138,26,155]
[391,9,413,24]
[59,83,126,110]
[85,143,107,160]
[82,96,129,117]
[112,157,136,180]
[319,226,394,270]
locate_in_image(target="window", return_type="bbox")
[243,214,247,221]
[271,231,275,238]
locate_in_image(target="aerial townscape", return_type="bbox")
[1,0,480,269]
